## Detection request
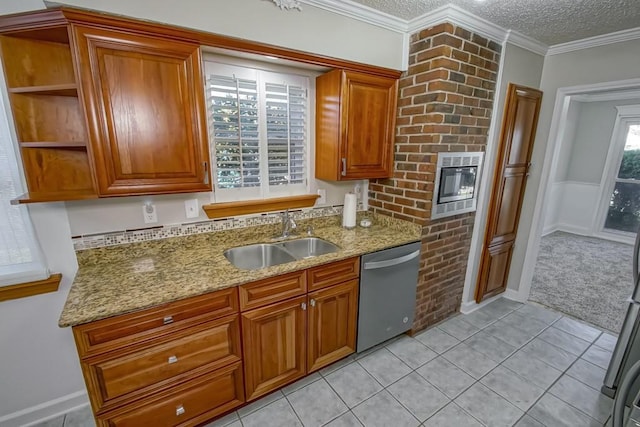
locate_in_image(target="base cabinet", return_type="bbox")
[74,257,360,425]
[240,257,360,401]
[98,362,244,427]
[307,279,359,373]
[241,296,307,401]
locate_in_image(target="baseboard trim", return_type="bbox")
[0,391,89,427]
[503,288,527,302]
[554,223,591,236]
[460,293,504,314]
[542,224,558,236]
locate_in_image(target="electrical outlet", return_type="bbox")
[185,199,199,219]
[354,183,362,198]
[317,189,327,205]
[142,204,158,224]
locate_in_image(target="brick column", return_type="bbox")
[369,23,501,331]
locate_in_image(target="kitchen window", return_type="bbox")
[203,59,310,202]
[0,94,48,287]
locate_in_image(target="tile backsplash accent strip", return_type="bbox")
[72,205,349,251]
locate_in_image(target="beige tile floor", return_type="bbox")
[37,298,618,427]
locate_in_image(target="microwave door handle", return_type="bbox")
[363,250,420,270]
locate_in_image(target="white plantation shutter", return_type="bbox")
[207,76,260,189]
[265,83,306,187]
[204,59,309,200]
[0,96,47,286]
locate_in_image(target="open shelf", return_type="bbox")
[11,192,97,205]
[9,84,77,96]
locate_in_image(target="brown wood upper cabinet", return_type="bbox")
[73,25,211,196]
[315,69,398,180]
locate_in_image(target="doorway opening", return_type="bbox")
[526,91,640,333]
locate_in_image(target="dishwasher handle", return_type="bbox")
[363,249,420,270]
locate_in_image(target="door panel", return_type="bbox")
[307,280,358,373]
[241,296,306,401]
[343,71,397,178]
[475,84,542,302]
[507,94,540,165]
[479,242,514,297]
[73,25,210,196]
[493,172,526,239]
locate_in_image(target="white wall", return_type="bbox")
[0,1,403,424]
[461,41,544,310]
[508,38,640,296]
[57,0,405,70]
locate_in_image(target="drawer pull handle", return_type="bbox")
[301,302,307,310]
[163,316,174,325]
[310,299,316,307]
[176,405,185,416]
[168,355,178,364]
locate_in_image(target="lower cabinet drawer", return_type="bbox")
[99,361,244,427]
[87,314,241,410]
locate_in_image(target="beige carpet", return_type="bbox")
[529,231,634,333]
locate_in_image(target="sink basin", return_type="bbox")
[223,243,296,271]
[277,237,340,259]
[224,238,340,270]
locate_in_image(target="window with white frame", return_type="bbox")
[0,96,48,286]
[203,59,310,202]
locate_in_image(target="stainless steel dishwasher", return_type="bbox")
[357,242,421,352]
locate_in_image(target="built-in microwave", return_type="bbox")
[432,152,484,219]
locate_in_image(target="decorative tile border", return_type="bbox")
[72,205,354,251]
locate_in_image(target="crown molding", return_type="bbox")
[505,30,548,56]
[408,3,506,43]
[547,26,640,56]
[299,0,406,33]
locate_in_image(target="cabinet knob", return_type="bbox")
[168,355,178,364]
[310,299,316,307]
[301,302,307,310]
[341,158,347,176]
[163,316,174,325]
[176,405,185,416]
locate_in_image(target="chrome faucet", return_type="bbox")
[280,210,297,238]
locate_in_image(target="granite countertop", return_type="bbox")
[59,214,422,327]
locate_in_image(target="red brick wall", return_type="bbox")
[369,23,501,331]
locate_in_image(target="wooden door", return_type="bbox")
[307,279,358,373]
[475,84,542,302]
[72,25,211,196]
[342,71,397,179]
[241,296,306,401]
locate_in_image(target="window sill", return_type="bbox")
[203,194,320,219]
[0,273,62,302]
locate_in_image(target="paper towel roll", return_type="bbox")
[343,192,357,229]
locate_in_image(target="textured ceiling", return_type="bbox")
[347,0,640,45]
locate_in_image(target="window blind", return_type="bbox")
[0,97,47,286]
[204,59,309,200]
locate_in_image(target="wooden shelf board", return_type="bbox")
[0,273,62,302]
[203,194,320,219]
[11,191,98,205]
[9,84,77,96]
[20,141,87,148]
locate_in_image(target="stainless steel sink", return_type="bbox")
[277,237,340,259]
[223,243,296,271]
[223,238,340,270]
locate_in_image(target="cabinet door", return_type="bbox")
[307,279,358,373]
[73,25,211,196]
[342,71,397,179]
[241,296,306,401]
